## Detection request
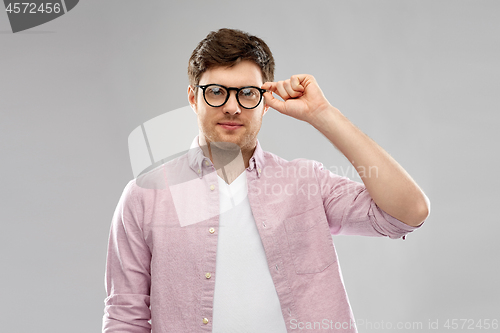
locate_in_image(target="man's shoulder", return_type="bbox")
[261,149,322,170]
[130,152,193,191]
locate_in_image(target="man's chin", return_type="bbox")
[210,141,241,151]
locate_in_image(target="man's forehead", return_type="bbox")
[199,61,264,86]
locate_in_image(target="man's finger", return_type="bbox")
[263,91,286,113]
[262,82,279,96]
[291,75,305,92]
[284,79,302,98]
[276,81,291,101]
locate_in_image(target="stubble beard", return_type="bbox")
[201,119,261,153]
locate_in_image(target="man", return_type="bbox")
[103,28,429,332]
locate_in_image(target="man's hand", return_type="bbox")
[263,74,430,227]
[261,74,332,123]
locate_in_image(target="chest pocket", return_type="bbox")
[283,205,337,274]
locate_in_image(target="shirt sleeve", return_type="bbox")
[102,180,152,332]
[313,161,425,239]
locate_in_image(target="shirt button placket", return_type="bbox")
[203,167,216,329]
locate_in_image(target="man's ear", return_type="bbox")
[187,85,197,114]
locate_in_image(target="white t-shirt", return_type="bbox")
[212,171,287,333]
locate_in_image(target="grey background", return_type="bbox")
[1,0,498,332]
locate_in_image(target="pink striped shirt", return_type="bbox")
[102,136,423,332]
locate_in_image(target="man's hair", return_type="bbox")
[188,28,275,87]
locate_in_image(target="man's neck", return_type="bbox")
[198,136,255,185]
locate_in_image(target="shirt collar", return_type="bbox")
[188,135,264,178]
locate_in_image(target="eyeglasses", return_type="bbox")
[195,84,267,109]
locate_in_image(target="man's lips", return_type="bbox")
[218,122,243,130]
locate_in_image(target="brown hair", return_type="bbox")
[188,28,275,87]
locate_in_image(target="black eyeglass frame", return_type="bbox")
[195,84,268,110]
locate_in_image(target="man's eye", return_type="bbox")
[208,87,224,96]
[241,88,256,97]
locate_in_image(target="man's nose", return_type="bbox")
[222,91,241,115]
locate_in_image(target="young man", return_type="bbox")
[103,28,429,332]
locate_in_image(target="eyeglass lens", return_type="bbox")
[204,85,262,109]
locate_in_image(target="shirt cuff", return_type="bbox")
[369,201,425,240]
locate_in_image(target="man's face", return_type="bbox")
[188,60,269,152]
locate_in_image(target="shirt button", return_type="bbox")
[203,318,209,324]
[197,169,201,174]
[210,184,215,191]
[209,227,215,234]
[205,160,210,166]
[258,168,262,173]
[205,272,211,279]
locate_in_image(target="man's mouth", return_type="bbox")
[218,122,243,130]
